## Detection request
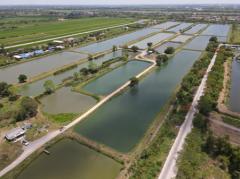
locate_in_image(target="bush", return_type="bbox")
[15,97,38,121]
[129,77,139,87]
[18,74,27,83]
[164,47,175,54]
[0,103,3,108]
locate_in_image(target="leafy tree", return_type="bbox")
[129,77,139,87]
[43,80,55,94]
[73,72,80,81]
[147,42,153,48]
[80,68,89,76]
[209,36,218,43]
[88,54,93,61]
[88,61,98,74]
[131,46,139,52]
[164,47,175,54]
[18,74,27,83]
[16,97,38,121]
[112,45,117,52]
[0,82,12,98]
[156,54,168,66]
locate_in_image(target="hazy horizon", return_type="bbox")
[1,0,240,6]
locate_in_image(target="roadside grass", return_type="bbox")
[177,128,231,179]
[0,141,23,171]
[0,17,133,46]
[222,115,240,128]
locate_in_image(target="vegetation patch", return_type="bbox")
[47,113,78,124]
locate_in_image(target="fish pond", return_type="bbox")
[75,50,201,153]
[16,139,122,179]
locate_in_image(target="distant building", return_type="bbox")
[5,127,26,141]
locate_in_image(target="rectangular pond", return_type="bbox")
[184,35,211,51]
[201,24,230,37]
[171,35,193,43]
[16,139,122,179]
[151,21,180,30]
[184,24,208,34]
[73,27,161,54]
[74,50,202,153]
[229,59,240,113]
[167,22,193,33]
[0,52,87,84]
[155,42,181,53]
[129,32,174,49]
[19,51,123,97]
[82,60,151,95]
[40,87,96,114]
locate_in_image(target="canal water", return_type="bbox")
[229,59,240,113]
[20,50,123,97]
[17,139,122,179]
[75,50,201,153]
[82,60,151,95]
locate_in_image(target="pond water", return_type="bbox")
[82,60,151,95]
[73,27,161,54]
[155,42,181,53]
[129,32,174,49]
[171,35,193,43]
[19,51,123,97]
[40,87,96,114]
[17,139,122,179]
[185,24,208,34]
[0,52,87,84]
[167,22,193,33]
[184,35,211,51]
[201,24,230,37]
[229,59,240,113]
[75,50,201,153]
[151,21,180,30]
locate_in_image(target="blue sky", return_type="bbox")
[0,0,240,5]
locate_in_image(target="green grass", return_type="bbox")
[177,128,230,179]
[47,113,78,124]
[0,17,133,46]
[222,115,240,128]
[230,24,240,44]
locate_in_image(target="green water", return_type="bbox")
[17,139,122,179]
[75,50,201,153]
[40,87,96,114]
[83,60,151,95]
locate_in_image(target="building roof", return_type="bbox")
[5,127,25,141]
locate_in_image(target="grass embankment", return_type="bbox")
[230,24,240,44]
[222,115,240,128]
[0,17,133,46]
[177,47,240,179]
[129,41,216,178]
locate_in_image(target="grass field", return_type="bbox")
[0,17,133,46]
[230,24,240,44]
